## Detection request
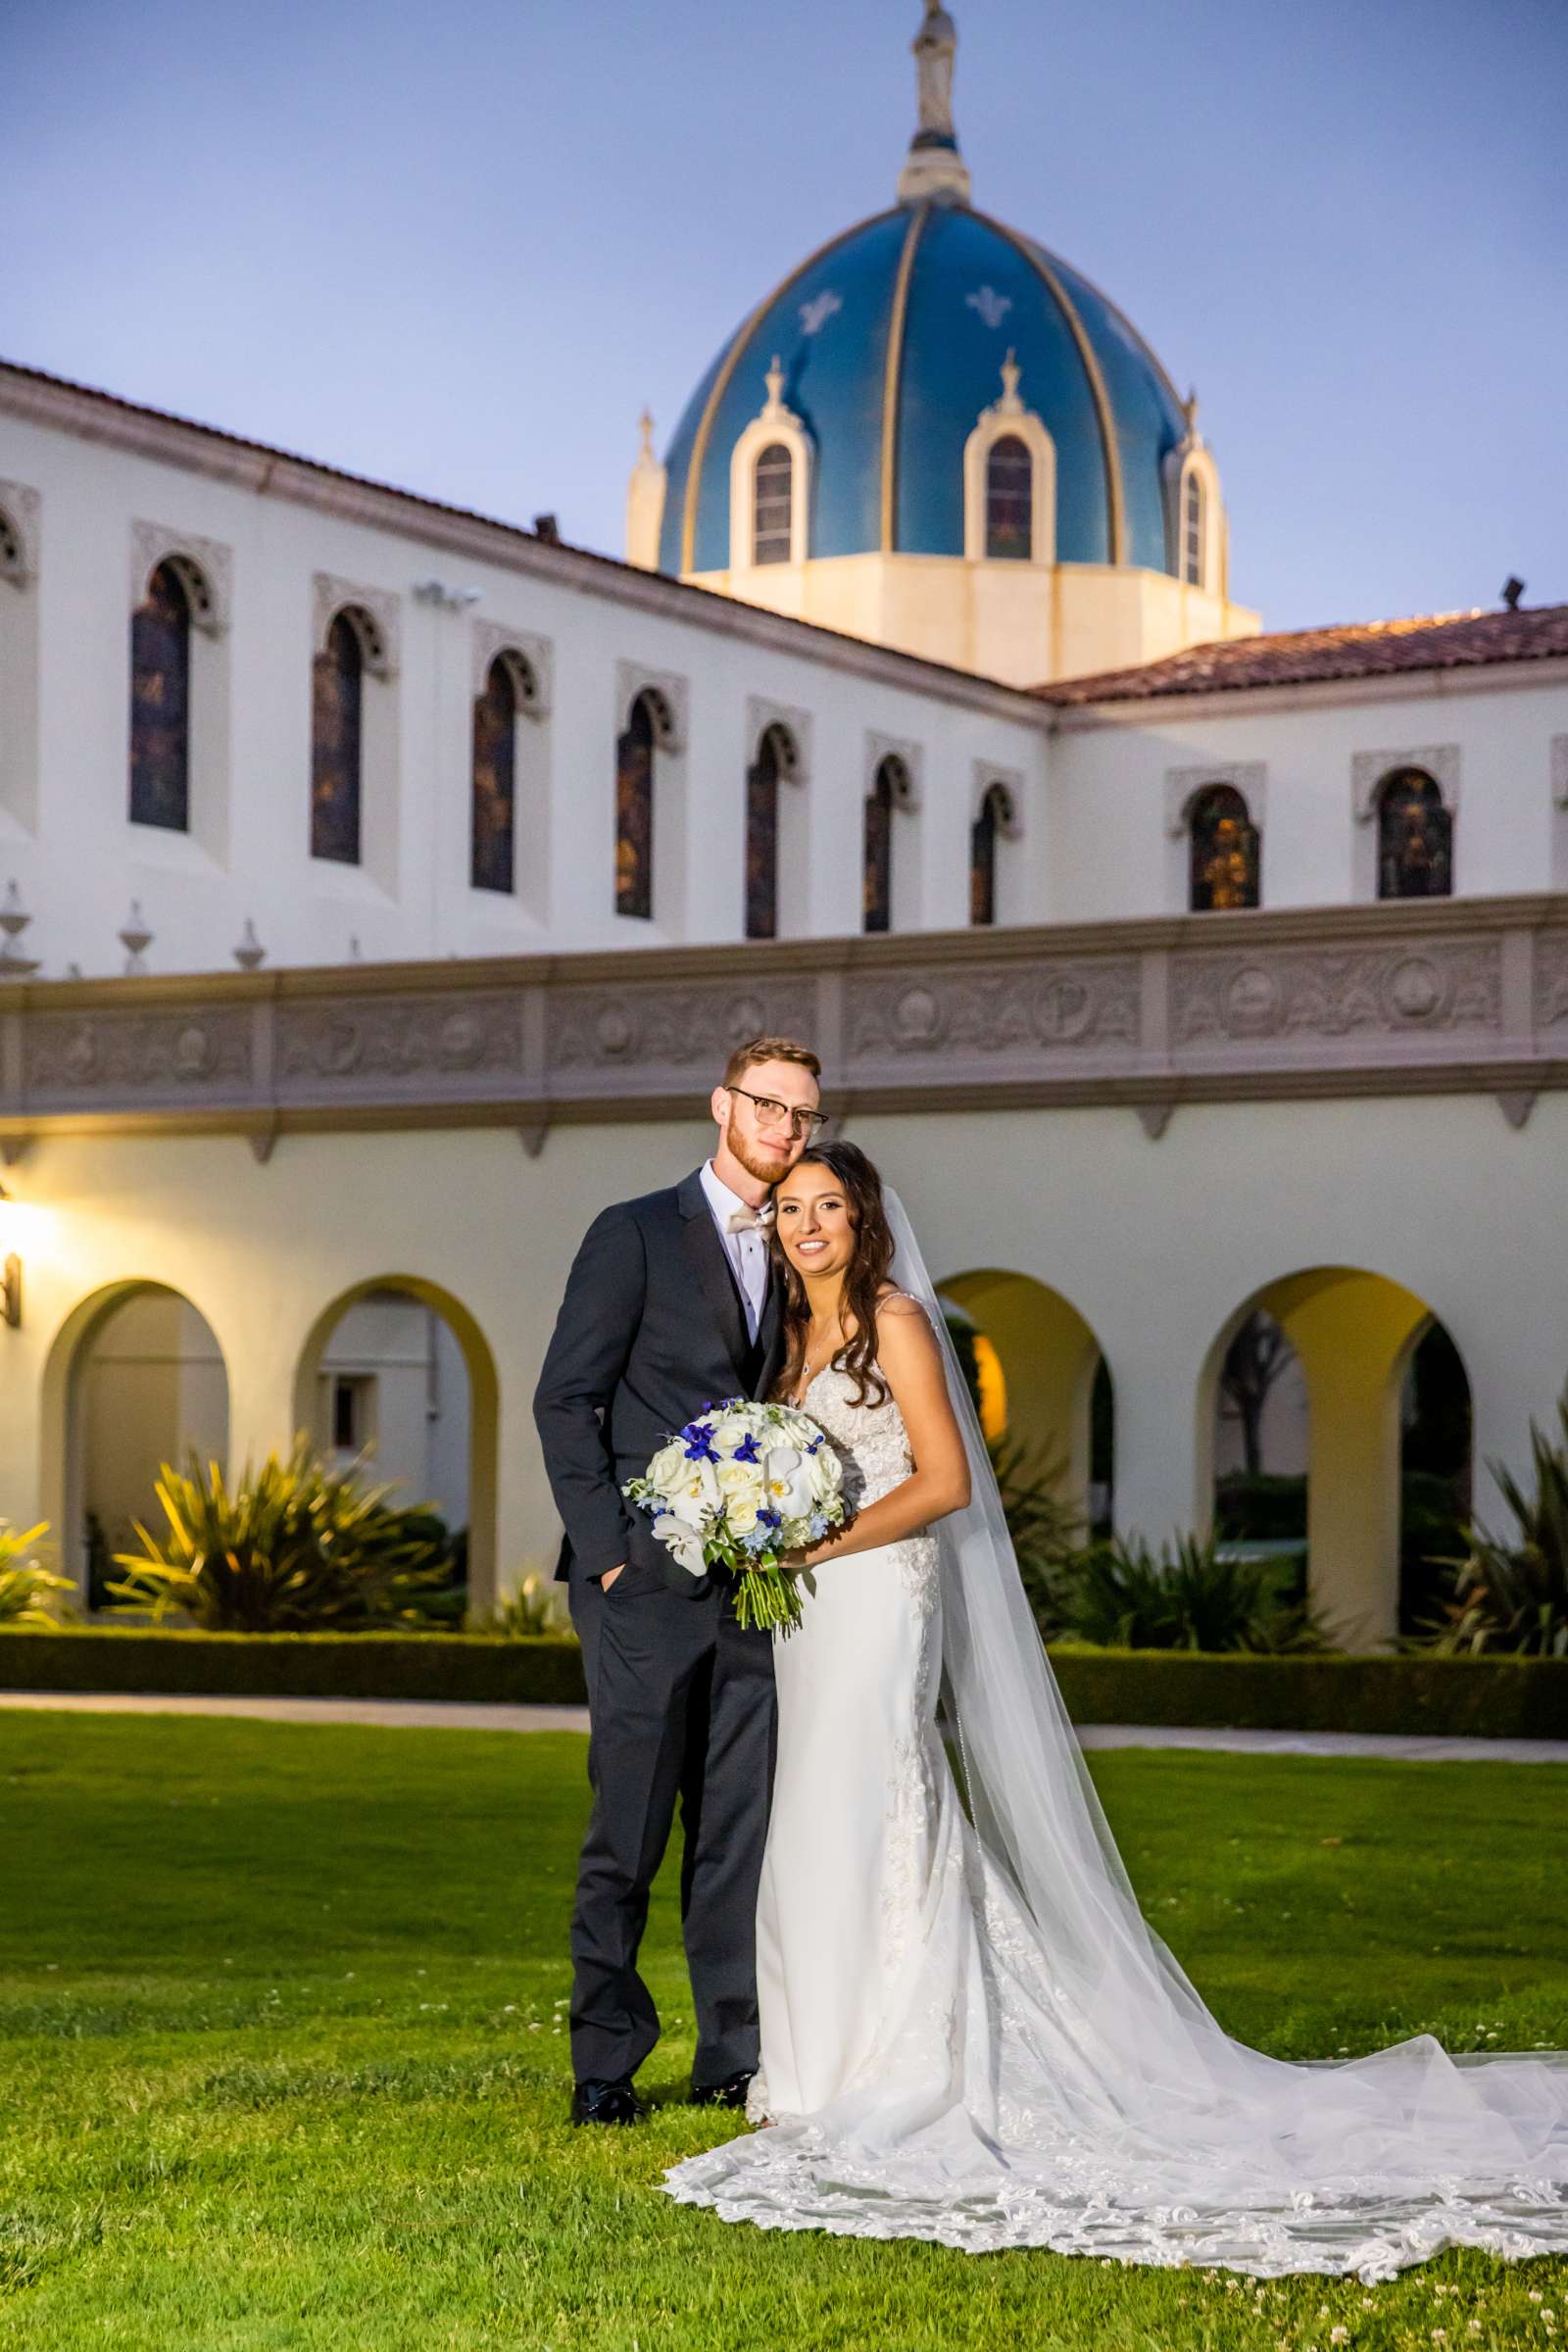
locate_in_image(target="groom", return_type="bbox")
[532,1035,824,2125]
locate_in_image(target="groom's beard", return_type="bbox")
[724,1117,795,1189]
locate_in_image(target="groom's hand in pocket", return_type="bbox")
[600,1564,625,1592]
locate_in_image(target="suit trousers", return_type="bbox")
[567,1570,777,2088]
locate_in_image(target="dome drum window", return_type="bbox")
[753,444,794,565]
[984,436,1032,561]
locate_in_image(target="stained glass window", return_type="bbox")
[1377,768,1452,900]
[1182,470,1203,586]
[129,562,191,830]
[615,692,655,918]
[470,656,517,894]
[754,443,793,565]
[1189,785,1260,910]
[863,760,898,934]
[970,782,1010,925]
[311,612,364,863]
[985,435,1032,561]
[746,725,789,940]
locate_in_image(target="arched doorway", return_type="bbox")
[1199,1268,1472,1648]
[56,1283,230,1610]
[937,1269,1113,1538]
[292,1277,501,1617]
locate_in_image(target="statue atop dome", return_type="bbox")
[898,0,971,205]
[913,1,957,142]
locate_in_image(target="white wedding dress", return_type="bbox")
[662,1225,1568,2281]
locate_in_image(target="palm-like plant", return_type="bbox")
[1421,1390,1568,1657]
[1058,1531,1329,1653]
[109,1438,463,1633]
[0,1521,75,1628]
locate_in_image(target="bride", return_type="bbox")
[661,1140,1568,2279]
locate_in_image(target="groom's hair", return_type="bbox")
[721,1035,821,1088]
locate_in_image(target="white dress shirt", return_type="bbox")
[699,1158,769,1345]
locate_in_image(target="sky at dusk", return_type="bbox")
[7,0,1566,633]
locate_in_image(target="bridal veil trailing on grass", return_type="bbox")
[662,1191,1568,2280]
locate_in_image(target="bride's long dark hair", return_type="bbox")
[770,1140,895,1407]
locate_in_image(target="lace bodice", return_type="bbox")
[798,1362,914,1514]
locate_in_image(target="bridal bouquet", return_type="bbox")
[623,1398,846,1635]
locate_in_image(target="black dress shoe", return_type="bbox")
[570,2077,646,2126]
[689,2069,754,2111]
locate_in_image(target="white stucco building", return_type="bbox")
[1,3,1566,1654]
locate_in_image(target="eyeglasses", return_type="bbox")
[726,1083,828,1139]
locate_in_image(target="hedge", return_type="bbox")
[1,1627,1564,1738]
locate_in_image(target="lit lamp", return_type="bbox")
[0,1182,21,1329]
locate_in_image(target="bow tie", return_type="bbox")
[726,1201,775,1234]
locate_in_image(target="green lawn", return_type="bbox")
[1,1713,1564,2351]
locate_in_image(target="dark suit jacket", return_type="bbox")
[532,1167,785,1598]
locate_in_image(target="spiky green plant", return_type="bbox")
[0,1520,75,1628]
[989,1438,1084,1635]
[109,1437,463,1633]
[474,1570,577,1642]
[1058,1530,1331,1653]
[1420,1387,1568,1657]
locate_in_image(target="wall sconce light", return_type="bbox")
[0,1182,21,1328]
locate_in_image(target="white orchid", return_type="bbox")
[651,1512,708,1578]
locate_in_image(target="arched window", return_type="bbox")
[129,562,191,830]
[746,723,795,940]
[1182,470,1204,587]
[311,611,364,863]
[1377,767,1452,900]
[753,443,794,565]
[863,756,906,934]
[985,435,1033,561]
[970,781,1013,925]
[615,691,657,918]
[470,655,518,894]
[1189,785,1260,910]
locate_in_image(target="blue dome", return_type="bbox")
[657,202,1190,579]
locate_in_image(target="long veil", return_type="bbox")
[878,1188,1568,2276]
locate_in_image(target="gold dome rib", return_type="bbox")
[879,202,931,554]
[971,209,1128,567]
[678,212,896,578]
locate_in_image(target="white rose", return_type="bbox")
[808,1443,843,1503]
[651,1513,708,1578]
[727,1494,761,1536]
[710,1413,756,1455]
[760,1445,813,1522]
[645,1440,687,1495]
[714,1457,764,1505]
[665,1457,720,1530]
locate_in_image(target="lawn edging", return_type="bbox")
[1,1627,1564,1736]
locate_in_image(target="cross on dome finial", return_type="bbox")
[637,408,656,460]
[1000,349,1021,411]
[763,355,786,416]
[897,0,971,206]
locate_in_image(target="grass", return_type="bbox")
[0,1713,1564,2351]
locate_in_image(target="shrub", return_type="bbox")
[473,1571,577,1642]
[1417,1388,1568,1658]
[990,1439,1083,1634]
[109,1438,465,1634]
[1055,1530,1331,1654]
[1214,1471,1307,1544]
[0,1522,75,1629]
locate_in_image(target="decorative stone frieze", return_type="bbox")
[549,981,813,1074]
[4,899,1567,1148]
[1172,938,1500,1046]
[24,1006,253,1100]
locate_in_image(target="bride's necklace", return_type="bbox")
[794,1318,846,1404]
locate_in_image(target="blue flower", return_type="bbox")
[683,1423,719,1461]
[805,1436,823,1454]
[732,1432,761,1462]
[758,1507,782,1530]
